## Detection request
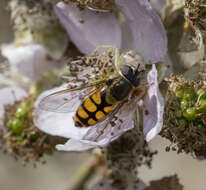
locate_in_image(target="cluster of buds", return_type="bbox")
[161,74,206,158]
[184,0,206,45]
[0,96,61,166]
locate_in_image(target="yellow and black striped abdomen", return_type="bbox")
[74,90,115,127]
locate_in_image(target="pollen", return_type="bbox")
[84,98,97,112]
[95,111,105,120]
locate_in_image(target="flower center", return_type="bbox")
[63,0,116,12]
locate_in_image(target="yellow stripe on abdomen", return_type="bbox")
[88,118,96,125]
[77,106,89,119]
[91,91,101,105]
[104,106,114,113]
[84,98,97,112]
[95,111,105,120]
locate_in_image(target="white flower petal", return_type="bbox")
[143,64,164,141]
[1,43,62,80]
[53,101,135,151]
[54,2,121,54]
[0,87,28,120]
[56,139,99,151]
[91,177,146,190]
[34,85,90,139]
[116,0,167,64]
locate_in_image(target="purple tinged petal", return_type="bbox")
[143,64,164,141]
[54,2,121,54]
[116,0,167,64]
[34,85,90,139]
[56,139,96,151]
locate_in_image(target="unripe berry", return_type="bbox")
[11,119,25,136]
[175,89,184,98]
[183,107,197,120]
[181,99,189,109]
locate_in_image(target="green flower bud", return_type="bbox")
[184,88,195,100]
[6,120,14,131]
[11,119,26,136]
[15,107,27,118]
[175,89,184,98]
[183,107,197,120]
[180,99,189,109]
[15,101,31,119]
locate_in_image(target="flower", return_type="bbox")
[1,44,64,80]
[34,58,164,151]
[33,0,167,152]
[1,0,68,81]
[54,0,167,64]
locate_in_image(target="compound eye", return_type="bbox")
[120,65,133,78]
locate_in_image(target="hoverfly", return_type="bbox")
[38,47,148,139]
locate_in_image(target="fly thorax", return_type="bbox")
[110,78,132,101]
[120,65,141,87]
[105,89,118,105]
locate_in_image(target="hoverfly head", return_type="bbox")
[120,64,144,87]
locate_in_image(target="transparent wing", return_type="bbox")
[84,95,142,143]
[38,48,120,113]
[38,82,104,113]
